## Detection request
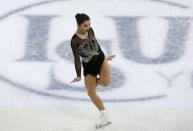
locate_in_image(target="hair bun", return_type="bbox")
[75,13,80,19]
[75,13,90,25]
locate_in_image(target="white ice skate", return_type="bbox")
[95,110,112,129]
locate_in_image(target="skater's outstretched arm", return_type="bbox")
[90,27,102,52]
[90,27,116,61]
[70,38,81,83]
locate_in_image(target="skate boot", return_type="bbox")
[95,109,112,129]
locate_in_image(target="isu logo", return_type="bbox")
[0,0,192,103]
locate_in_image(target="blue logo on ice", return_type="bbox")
[0,0,191,102]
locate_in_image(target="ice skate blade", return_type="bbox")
[95,121,112,129]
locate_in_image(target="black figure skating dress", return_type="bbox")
[70,27,105,77]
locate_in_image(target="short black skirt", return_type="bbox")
[82,51,105,77]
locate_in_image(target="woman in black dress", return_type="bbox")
[70,13,115,128]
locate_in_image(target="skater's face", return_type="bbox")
[78,20,91,33]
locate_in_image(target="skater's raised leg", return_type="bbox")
[96,57,111,87]
[84,74,105,110]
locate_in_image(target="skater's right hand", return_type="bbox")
[107,54,116,61]
[71,77,81,83]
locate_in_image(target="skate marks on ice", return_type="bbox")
[0,107,193,131]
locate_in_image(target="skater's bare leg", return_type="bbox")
[84,74,105,111]
[96,57,111,87]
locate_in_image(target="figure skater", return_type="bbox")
[70,13,115,128]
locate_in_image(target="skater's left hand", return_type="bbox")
[107,55,116,60]
[71,77,81,83]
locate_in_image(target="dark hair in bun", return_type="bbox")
[75,13,90,25]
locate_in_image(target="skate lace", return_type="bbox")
[99,112,108,121]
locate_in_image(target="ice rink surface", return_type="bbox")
[0,0,193,130]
